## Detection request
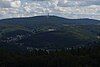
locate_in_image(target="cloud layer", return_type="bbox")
[0,0,100,20]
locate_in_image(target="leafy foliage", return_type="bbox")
[0,45,100,67]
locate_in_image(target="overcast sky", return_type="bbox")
[0,0,100,20]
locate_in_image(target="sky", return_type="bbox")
[0,0,100,20]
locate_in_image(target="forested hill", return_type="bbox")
[0,16,100,67]
[0,15,100,25]
[0,15,100,51]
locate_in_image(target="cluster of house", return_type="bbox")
[0,34,25,43]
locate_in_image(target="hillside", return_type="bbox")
[0,16,100,51]
[0,16,100,26]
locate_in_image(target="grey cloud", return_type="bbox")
[0,0,100,20]
[58,0,100,7]
[0,2,11,8]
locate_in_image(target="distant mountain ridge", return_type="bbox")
[0,15,100,25]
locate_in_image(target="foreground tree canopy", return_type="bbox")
[0,45,100,67]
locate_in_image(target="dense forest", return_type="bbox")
[0,16,100,67]
[0,45,100,67]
